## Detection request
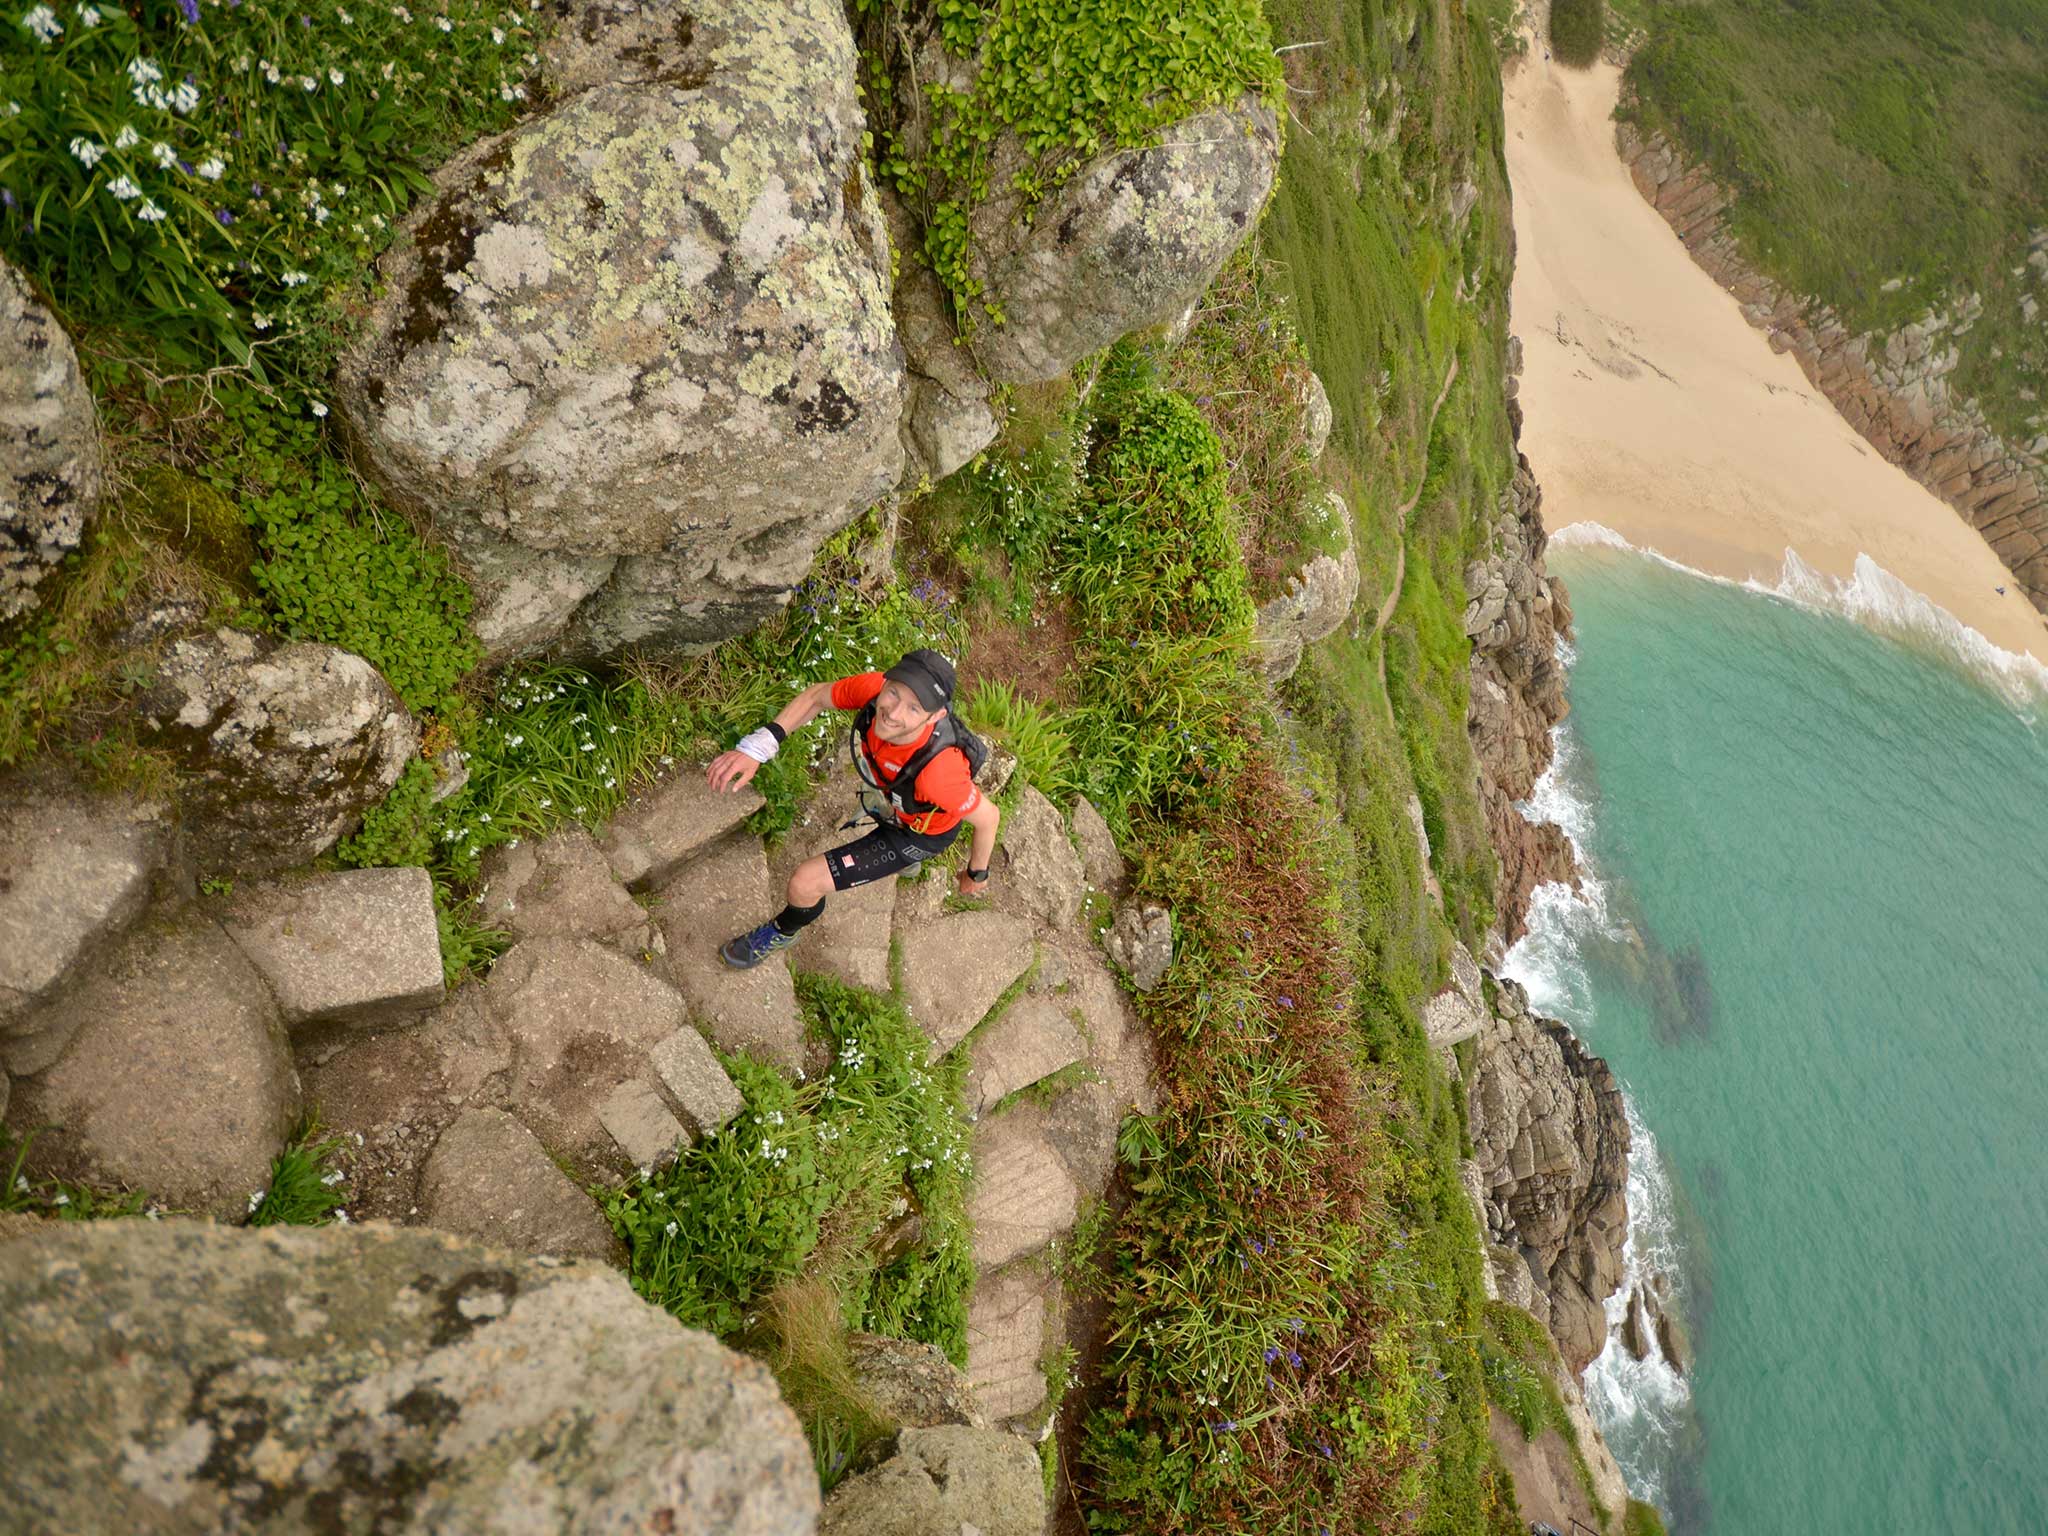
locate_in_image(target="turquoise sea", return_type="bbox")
[1503,539,2048,1534]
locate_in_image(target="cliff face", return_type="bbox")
[1466,450,1577,947]
[1467,975,1631,1377]
[1618,122,2048,616]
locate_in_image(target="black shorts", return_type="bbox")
[825,819,960,892]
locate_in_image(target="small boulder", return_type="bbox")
[602,768,764,892]
[138,628,416,875]
[1299,369,1334,461]
[962,97,1282,385]
[1656,1308,1693,1376]
[219,866,444,1029]
[0,787,169,1032]
[0,1221,820,1534]
[846,1333,988,1430]
[1070,797,1126,892]
[820,1425,1044,1536]
[419,1106,616,1260]
[649,1025,745,1141]
[4,911,298,1221]
[596,1077,688,1172]
[1254,587,1308,682]
[993,784,1085,928]
[896,908,1035,1057]
[1,259,102,621]
[479,825,659,952]
[1622,1287,1651,1361]
[1104,902,1173,992]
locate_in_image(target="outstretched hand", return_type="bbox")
[954,869,989,897]
[706,751,760,793]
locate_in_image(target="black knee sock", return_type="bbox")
[773,898,826,936]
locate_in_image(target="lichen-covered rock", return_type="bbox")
[1,260,101,621]
[1299,369,1333,460]
[819,1425,1043,1536]
[0,787,169,1032]
[138,628,417,875]
[1104,902,1173,992]
[3,910,298,1220]
[992,783,1085,928]
[219,866,445,1029]
[884,217,999,482]
[1070,797,1125,893]
[335,0,905,660]
[962,96,1281,385]
[0,1220,819,1535]
[846,1333,988,1430]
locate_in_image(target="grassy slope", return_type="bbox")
[1618,0,2048,446]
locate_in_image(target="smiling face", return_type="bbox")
[872,679,942,744]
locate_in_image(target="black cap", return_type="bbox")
[883,648,956,712]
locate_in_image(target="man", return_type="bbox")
[706,648,1001,968]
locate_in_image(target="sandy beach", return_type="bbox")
[1502,49,2048,666]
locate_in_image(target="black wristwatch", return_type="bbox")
[967,867,991,883]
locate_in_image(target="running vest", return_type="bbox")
[849,704,989,824]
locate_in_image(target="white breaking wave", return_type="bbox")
[1550,519,2048,714]
[1501,635,1693,1515]
[1583,1093,1695,1510]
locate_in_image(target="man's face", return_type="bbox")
[873,679,940,743]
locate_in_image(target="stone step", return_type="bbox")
[967,1112,1080,1269]
[478,826,661,954]
[219,866,445,1030]
[895,908,1035,1059]
[965,1261,1056,1423]
[601,766,764,892]
[419,1107,616,1260]
[651,834,807,1075]
[964,996,1086,1118]
[649,1025,745,1139]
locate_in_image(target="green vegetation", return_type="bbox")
[1626,1497,1671,1536]
[0,1126,148,1219]
[247,1119,350,1227]
[1619,0,2048,447]
[857,0,1283,323]
[607,977,972,1348]
[1549,0,1608,68]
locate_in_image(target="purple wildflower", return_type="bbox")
[0,189,14,211]
[175,0,198,21]
[215,208,234,225]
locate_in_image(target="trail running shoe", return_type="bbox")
[720,920,796,969]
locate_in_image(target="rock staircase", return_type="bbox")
[0,762,1140,1449]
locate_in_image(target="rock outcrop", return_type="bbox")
[1618,123,2048,614]
[1466,975,1629,1377]
[335,0,905,660]
[218,866,445,1029]
[1,259,101,622]
[1256,489,1362,682]
[138,627,417,875]
[0,1220,819,1534]
[1466,452,1576,944]
[959,96,1282,385]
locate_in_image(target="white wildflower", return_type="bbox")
[51,1191,70,1207]
[196,155,225,180]
[23,5,61,42]
[127,56,163,85]
[170,80,199,113]
[663,1220,678,1237]
[310,400,328,418]
[106,174,142,200]
[150,140,176,167]
[321,1169,347,1185]
[328,67,344,85]
[76,3,98,23]
[434,12,450,27]
[491,25,503,41]
[299,74,318,92]
[136,198,166,222]
[262,58,282,83]
[113,124,139,149]
[69,136,106,167]
[334,1209,350,1224]
[281,268,310,285]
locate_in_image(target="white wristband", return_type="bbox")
[735,727,781,765]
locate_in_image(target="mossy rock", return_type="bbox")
[127,466,256,588]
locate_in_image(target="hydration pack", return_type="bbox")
[849,703,989,823]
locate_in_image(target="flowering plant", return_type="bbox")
[0,0,537,372]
